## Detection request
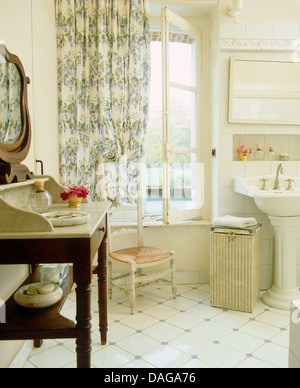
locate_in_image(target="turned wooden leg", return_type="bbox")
[129,263,136,315]
[76,282,92,368]
[98,239,108,345]
[171,255,177,299]
[108,257,112,300]
[34,339,43,348]
[31,265,43,348]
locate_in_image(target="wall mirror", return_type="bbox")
[0,43,33,184]
[229,57,300,125]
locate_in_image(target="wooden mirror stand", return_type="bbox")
[0,43,33,184]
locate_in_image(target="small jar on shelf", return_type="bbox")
[266,146,276,161]
[279,153,289,161]
[254,144,265,161]
[28,181,52,214]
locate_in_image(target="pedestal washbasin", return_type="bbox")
[234,173,300,217]
[234,169,300,310]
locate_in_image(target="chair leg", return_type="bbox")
[108,258,112,300]
[129,264,136,315]
[171,257,177,299]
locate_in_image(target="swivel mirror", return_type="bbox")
[0,43,33,184]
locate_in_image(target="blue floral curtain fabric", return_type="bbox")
[0,58,21,144]
[56,0,151,202]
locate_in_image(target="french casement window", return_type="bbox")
[146,7,204,224]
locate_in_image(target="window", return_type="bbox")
[146,8,204,224]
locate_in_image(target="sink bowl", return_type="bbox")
[234,175,300,217]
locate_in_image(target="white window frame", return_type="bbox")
[161,7,204,224]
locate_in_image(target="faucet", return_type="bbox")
[273,163,284,190]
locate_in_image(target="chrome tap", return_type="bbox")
[273,163,283,190]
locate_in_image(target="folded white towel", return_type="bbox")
[212,215,258,229]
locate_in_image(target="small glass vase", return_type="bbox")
[254,144,265,161]
[28,181,52,214]
[67,197,82,208]
[266,146,276,161]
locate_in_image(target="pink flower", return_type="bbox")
[60,185,89,201]
[237,145,252,154]
[77,186,89,198]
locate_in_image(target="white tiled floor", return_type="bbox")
[22,278,290,368]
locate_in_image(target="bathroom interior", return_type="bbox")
[1,0,300,369]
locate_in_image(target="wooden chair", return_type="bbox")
[107,187,177,314]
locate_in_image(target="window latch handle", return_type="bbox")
[165,143,174,159]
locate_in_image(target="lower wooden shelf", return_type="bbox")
[0,266,76,341]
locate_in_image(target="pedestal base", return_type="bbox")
[262,286,300,311]
[263,216,300,311]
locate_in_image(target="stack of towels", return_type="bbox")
[211,215,258,229]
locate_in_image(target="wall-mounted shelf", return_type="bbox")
[233,134,300,162]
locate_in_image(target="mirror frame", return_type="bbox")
[0,43,33,183]
[229,56,300,125]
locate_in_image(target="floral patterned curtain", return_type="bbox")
[0,58,21,144]
[56,0,151,203]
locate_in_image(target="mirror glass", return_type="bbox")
[229,57,300,125]
[0,53,21,144]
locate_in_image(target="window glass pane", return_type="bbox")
[146,163,163,215]
[149,41,162,118]
[168,23,195,87]
[169,152,198,213]
[147,41,162,164]
[169,87,196,149]
[146,22,200,218]
[146,41,163,216]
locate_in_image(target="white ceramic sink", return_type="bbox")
[234,174,300,310]
[234,175,300,217]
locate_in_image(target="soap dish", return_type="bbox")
[14,283,63,309]
[43,211,91,227]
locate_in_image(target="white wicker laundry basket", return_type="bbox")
[210,225,261,313]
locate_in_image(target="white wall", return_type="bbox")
[0,0,58,368]
[219,0,300,24]
[0,0,35,172]
[32,0,59,180]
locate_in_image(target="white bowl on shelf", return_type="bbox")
[14,282,63,309]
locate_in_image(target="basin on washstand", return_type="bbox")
[234,169,300,310]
